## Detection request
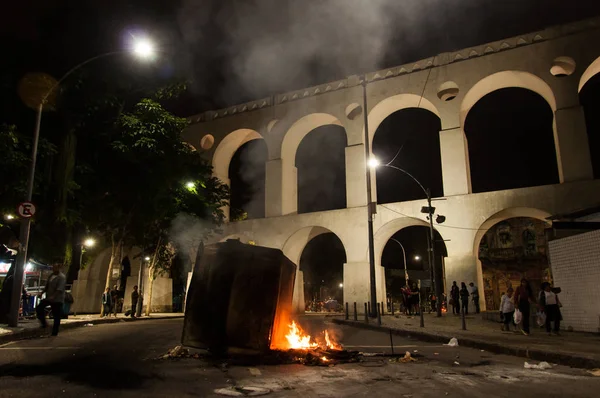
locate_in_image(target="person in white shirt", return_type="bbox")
[500,287,516,331]
[539,282,562,335]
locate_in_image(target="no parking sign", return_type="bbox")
[17,202,36,218]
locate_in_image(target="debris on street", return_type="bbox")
[524,361,553,370]
[214,386,271,396]
[445,338,459,347]
[587,369,600,377]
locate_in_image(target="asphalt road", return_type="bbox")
[1,316,599,397]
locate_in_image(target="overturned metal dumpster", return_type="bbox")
[182,240,296,354]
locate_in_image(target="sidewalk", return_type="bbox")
[334,312,600,369]
[0,313,184,344]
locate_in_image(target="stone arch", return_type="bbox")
[282,226,348,313]
[367,94,441,151]
[374,217,432,267]
[460,70,557,127]
[578,56,600,93]
[212,128,264,181]
[281,113,345,160]
[473,207,552,311]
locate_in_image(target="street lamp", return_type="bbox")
[79,238,96,267]
[4,214,15,221]
[389,238,409,288]
[361,76,378,318]
[369,157,445,317]
[339,283,343,288]
[8,37,156,327]
[414,255,421,261]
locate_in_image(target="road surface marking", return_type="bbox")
[343,345,420,348]
[0,341,16,348]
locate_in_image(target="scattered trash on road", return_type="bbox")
[84,323,94,327]
[389,351,417,363]
[524,361,552,370]
[453,361,460,365]
[248,368,262,376]
[214,386,271,396]
[587,369,600,377]
[445,338,459,347]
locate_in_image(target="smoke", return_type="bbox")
[177,0,459,103]
[168,213,217,277]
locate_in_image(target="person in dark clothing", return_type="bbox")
[459,282,470,315]
[514,278,535,336]
[469,282,480,314]
[36,263,66,336]
[450,281,460,315]
[131,285,139,318]
[101,287,112,317]
[110,285,119,317]
[22,286,30,316]
[539,282,562,335]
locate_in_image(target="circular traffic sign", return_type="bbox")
[17,202,36,218]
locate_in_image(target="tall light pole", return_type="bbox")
[369,159,444,317]
[361,77,378,318]
[389,238,409,288]
[8,39,156,327]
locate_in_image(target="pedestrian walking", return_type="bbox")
[101,287,112,317]
[500,287,516,331]
[131,285,139,318]
[459,282,470,315]
[469,282,480,314]
[36,263,66,336]
[539,282,562,335]
[22,285,30,316]
[514,278,535,336]
[110,285,119,317]
[450,281,460,315]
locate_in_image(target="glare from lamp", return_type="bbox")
[83,238,96,248]
[414,255,421,261]
[5,214,15,220]
[339,283,343,288]
[367,157,380,169]
[144,256,151,261]
[25,262,33,272]
[185,181,195,189]
[133,38,155,59]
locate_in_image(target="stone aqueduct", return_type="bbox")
[183,17,600,313]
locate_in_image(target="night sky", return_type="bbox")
[2,1,600,286]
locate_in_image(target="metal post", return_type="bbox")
[419,280,425,328]
[381,301,385,316]
[8,103,43,327]
[462,304,467,330]
[136,257,143,317]
[377,303,382,326]
[391,300,395,316]
[364,303,369,323]
[427,189,442,317]
[362,78,378,318]
[345,302,349,320]
[353,302,358,321]
[389,329,395,355]
[367,301,371,316]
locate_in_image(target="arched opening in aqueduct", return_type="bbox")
[228,139,268,220]
[381,226,447,313]
[579,56,600,179]
[473,207,551,312]
[299,233,346,312]
[372,108,444,204]
[464,87,559,193]
[296,125,347,214]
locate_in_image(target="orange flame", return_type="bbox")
[321,356,329,362]
[280,321,342,351]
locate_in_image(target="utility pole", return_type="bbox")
[362,76,378,318]
[426,189,442,317]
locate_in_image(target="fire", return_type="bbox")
[321,356,329,362]
[285,321,318,350]
[282,321,342,351]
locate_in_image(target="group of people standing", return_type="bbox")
[449,281,480,315]
[102,285,140,318]
[499,278,562,336]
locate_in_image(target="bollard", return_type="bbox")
[389,329,395,355]
[377,303,382,326]
[462,306,467,330]
[364,303,369,323]
[353,302,358,321]
[367,301,371,316]
[381,301,385,316]
[391,300,395,316]
[420,305,425,328]
[345,302,349,320]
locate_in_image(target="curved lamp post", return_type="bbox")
[8,38,156,327]
[369,158,445,317]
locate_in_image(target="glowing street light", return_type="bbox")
[414,255,421,261]
[83,238,96,248]
[133,38,155,59]
[339,283,344,288]
[185,181,195,189]
[4,214,15,220]
[144,256,151,261]
[368,157,380,169]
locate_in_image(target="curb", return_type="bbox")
[333,319,600,369]
[0,315,184,345]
